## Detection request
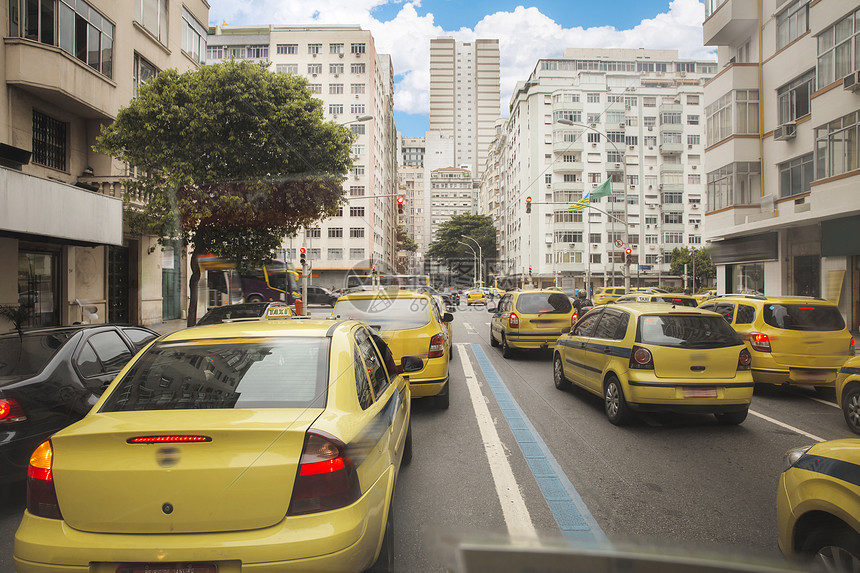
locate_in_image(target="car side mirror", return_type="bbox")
[488,304,497,312]
[401,355,423,373]
[446,305,457,313]
[442,312,454,323]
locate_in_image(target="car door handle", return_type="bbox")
[603,347,612,354]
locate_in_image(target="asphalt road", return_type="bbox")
[1,304,856,572]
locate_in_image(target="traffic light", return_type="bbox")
[299,247,307,268]
[526,196,532,214]
[625,247,632,265]
[529,266,532,276]
[397,195,405,215]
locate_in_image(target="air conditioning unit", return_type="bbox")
[648,185,653,189]
[546,183,552,188]
[688,144,693,149]
[629,145,635,150]
[592,143,598,148]
[592,244,599,249]
[615,163,621,168]
[648,145,654,149]
[339,53,344,58]
[647,126,653,131]
[649,245,656,250]
[355,94,360,98]
[774,122,797,141]
[312,53,317,58]
[691,204,699,209]
[334,73,339,78]
[658,184,663,190]
[312,73,317,77]
[680,71,686,77]
[592,183,598,187]
[694,224,699,229]
[619,123,625,128]
[692,165,698,169]
[843,71,860,92]
[646,224,651,229]
[590,123,597,128]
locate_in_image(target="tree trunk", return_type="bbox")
[187,246,202,327]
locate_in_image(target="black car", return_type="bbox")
[305,285,339,306]
[0,324,158,483]
[196,301,290,325]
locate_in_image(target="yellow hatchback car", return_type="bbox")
[334,290,452,408]
[466,289,487,306]
[489,290,575,358]
[777,439,860,569]
[699,295,854,389]
[14,317,421,573]
[553,303,754,425]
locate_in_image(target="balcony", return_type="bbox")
[659,103,683,115]
[659,123,683,134]
[660,164,685,176]
[5,38,117,120]
[659,143,684,155]
[553,139,584,154]
[0,167,123,245]
[553,161,584,172]
[703,0,758,47]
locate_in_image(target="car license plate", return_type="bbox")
[791,370,829,382]
[117,564,216,573]
[683,387,717,399]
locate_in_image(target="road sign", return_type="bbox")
[614,238,624,248]
[638,265,652,270]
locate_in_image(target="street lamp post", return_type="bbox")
[457,241,477,288]
[461,235,483,288]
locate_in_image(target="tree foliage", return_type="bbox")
[95,60,353,324]
[396,225,418,253]
[427,215,498,284]
[669,247,715,290]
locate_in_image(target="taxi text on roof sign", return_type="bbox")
[265,306,293,318]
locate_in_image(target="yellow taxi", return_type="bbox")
[593,286,628,305]
[695,289,718,304]
[835,359,860,435]
[614,293,699,307]
[699,295,854,389]
[466,289,487,306]
[777,439,860,568]
[14,315,421,573]
[334,290,452,408]
[489,290,575,358]
[553,303,754,425]
[430,294,454,354]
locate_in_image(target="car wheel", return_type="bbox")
[800,526,860,573]
[843,385,860,435]
[714,408,748,425]
[490,326,499,347]
[553,354,571,391]
[501,334,514,359]
[246,295,263,303]
[367,504,395,573]
[434,382,449,410]
[604,375,632,426]
[401,417,413,466]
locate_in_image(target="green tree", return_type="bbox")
[427,215,497,283]
[669,247,715,291]
[396,225,418,253]
[96,60,353,325]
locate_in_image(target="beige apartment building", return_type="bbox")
[0,0,209,330]
[207,25,398,288]
[703,0,860,329]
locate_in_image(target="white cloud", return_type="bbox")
[209,0,713,122]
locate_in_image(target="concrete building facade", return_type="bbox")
[0,0,209,330]
[703,0,860,330]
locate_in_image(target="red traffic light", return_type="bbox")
[396,195,405,205]
[526,196,532,203]
[300,247,306,254]
[625,248,632,254]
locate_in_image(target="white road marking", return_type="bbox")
[464,323,477,335]
[456,343,537,538]
[749,409,825,442]
[807,396,839,409]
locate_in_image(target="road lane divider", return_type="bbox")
[457,343,537,539]
[466,344,607,543]
[748,409,824,442]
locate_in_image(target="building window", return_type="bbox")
[330,43,344,54]
[305,227,321,238]
[349,248,364,260]
[688,134,701,145]
[328,248,343,260]
[351,83,366,94]
[777,69,815,124]
[817,9,859,86]
[353,166,365,177]
[350,104,366,114]
[687,115,700,125]
[133,53,158,98]
[350,124,365,136]
[590,254,602,264]
[644,116,656,128]
[587,93,600,103]
[645,235,658,244]
[349,186,365,196]
[351,43,366,54]
[663,232,684,244]
[246,45,268,59]
[330,63,344,75]
[643,97,657,108]
[661,112,681,124]
[329,104,343,115]
[206,46,223,60]
[134,0,168,45]
[663,213,683,224]
[687,95,700,105]
[705,90,758,146]
[688,174,702,184]
[706,162,760,212]
[308,83,322,94]
[815,110,860,178]
[350,206,365,217]
[181,7,206,64]
[626,135,638,146]
[277,44,298,54]
[776,0,808,51]
[554,231,583,243]
[351,144,364,155]
[329,84,344,94]
[308,64,322,75]
[276,64,298,74]
[328,228,343,238]
[587,132,601,143]
[32,110,67,171]
[351,63,366,73]
[308,43,322,54]
[662,192,683,204]
[350,227,365,238]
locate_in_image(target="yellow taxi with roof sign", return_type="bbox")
[553,303,754,425]
[466,289,487,306]
[489,290,575,358]
[333,289,452,408]
[14,314,422,573]
[777,439,860,568]
[614,293,699,307]
[699,294,853,389]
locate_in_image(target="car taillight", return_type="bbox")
[288,431,360,516]
[852,337,855,349]
[738,348,752,370]
[748,332,771,352]
[0,398,27,423]
[629,346,654,370]
[429,333,445,358]
[570,313,579,327]
[509,312,520,328]
[26,440,62,519]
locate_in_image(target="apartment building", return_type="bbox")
[493,48,715,291]
[0,0,208,330]
[429,37,500,178]
[703,0,860,329]
[397,162,425,272]
[207,24,398,288]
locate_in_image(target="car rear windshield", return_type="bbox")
[515,293,572,314]
[334,298,431,330]
[763,304,845,331]
[636,315,743,349]
[99,338,329,411]
[0,331,75,377]
[653,296,698,307]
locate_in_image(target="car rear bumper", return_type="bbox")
[14,467,395,572]
[752,366,839,387]
[505,334,562,350]
[625,375,754,408]
[408,375,448,397]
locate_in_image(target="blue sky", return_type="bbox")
[209,1,713,136]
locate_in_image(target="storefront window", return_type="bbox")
[727,263,765,295]
[18,252,59,328]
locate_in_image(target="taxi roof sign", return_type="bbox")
[265,306,293,319]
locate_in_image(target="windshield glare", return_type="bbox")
[763,304,845,331]
[0,331,74,377]
[333,298,431,330]
[636,315,743,349]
